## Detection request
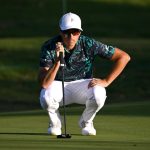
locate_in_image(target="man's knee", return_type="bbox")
[93,85,107,110]
[40,89,59,111]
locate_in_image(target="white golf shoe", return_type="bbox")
[47,110,62,135]
[79,120,96,136]
[48,126,61,135]
[47,119,62,135]
[82,124,96,135]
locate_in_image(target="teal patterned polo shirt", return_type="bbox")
[40,35,115,81]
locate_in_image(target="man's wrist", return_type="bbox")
[55,56,60,63]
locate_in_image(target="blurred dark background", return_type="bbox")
[0,0,150,38]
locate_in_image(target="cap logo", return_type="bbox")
[71,18,74,22]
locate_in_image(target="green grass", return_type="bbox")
[0,101,150,150]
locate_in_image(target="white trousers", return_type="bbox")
[40,79,107,128]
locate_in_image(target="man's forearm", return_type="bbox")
[105,51,130,86]
[42,61,60,89]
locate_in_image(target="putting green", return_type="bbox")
[0,102,150,150]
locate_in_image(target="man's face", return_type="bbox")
[60,29,81,50]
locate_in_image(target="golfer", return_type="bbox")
[38,12,130,136]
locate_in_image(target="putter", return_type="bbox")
[57,52,71,139]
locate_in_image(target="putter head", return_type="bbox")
[57,134,71,138]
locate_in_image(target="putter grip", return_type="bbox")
[60,52,64,67]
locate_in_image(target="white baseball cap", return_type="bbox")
[59,12,83,31]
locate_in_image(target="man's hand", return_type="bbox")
[56,42,64,58]
[88,78,109,88]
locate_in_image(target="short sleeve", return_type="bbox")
[39,43,53,68]
[93,40,115,59]
[83,36,115,59]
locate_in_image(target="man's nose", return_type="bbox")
[67,33,74,38]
